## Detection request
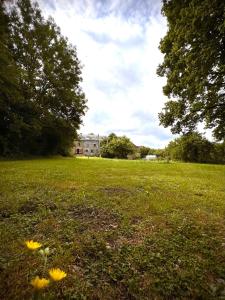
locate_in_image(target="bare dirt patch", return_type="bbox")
[0,207,12,219]
[68,204,122,232]
[98,186,134,196]
[18,200,39,214]
[130,215,143,225]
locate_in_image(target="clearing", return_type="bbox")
[0,157,225,299]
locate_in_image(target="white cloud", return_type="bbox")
[38,0,173,148]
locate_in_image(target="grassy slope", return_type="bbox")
[0,157,225,299]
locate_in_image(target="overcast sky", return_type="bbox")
[37,0,174,148]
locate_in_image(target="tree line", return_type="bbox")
[1,0,224,160]
[100,132,225,164]
[0,0,86,156]
[165,133,225,164]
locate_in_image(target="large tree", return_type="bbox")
[0,0,87,155]
[166,132,214,163]
[100,134,135,159]
[0,1,24,155]
[157,0,225,140]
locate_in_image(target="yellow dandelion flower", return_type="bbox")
[49,268,67,281]
[31,276,49,289]
[25,240,42,250]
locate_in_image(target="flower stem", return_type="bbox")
[43,255,47,275]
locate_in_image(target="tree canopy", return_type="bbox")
[0,0,87,156]
[100,133,135,159]
[0,1,22,155]
[166,132,213,163]
[157,0,225,140]
[138,146,151,158]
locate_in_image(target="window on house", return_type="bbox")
[91,149,94,153]
[85,149,89,153]
[93,144,96,147]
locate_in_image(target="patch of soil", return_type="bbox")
[98,186,134,196]
[68,204,121,232]
[194,192,204,197]
[0,207,11,219]
[44,201,57,211]
[110,219,174,249]
[18,200,39,214]
[130,215,143,225]
[150,185,161,192]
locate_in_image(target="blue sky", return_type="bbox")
[38,0,174,148]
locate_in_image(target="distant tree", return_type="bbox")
[154,149,166,159]
[108,133,117,141]
[101,134,135,159]
[111,136,135,159]
[211,141,225,164]
[0,0,87,156]
[100,133,115,158]
[138,146,165,158]
[166,132,214,163]
[139,146,151,158]
[100,139,114,158]
[157,0,225,140]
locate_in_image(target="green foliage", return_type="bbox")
[0,0,87,156]
[139,146,151,158]
[0,2,23,155]
[158,0,225,140]
[211,141,225,164]
[138,146,166,159]
[166,132,225,163]
[101,133,135,159]
[153,148,166,159]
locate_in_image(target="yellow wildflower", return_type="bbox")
[31,276,49,289]
[49,268,67,281]
[25,240,42,250]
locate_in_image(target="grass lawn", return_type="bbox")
[0,157,225,299]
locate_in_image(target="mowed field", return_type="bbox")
[0,157,225,299]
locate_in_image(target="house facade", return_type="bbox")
[74,134,104,156]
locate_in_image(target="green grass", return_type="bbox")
[0,157,225,299]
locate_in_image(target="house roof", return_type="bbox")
[77,134,106,141]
